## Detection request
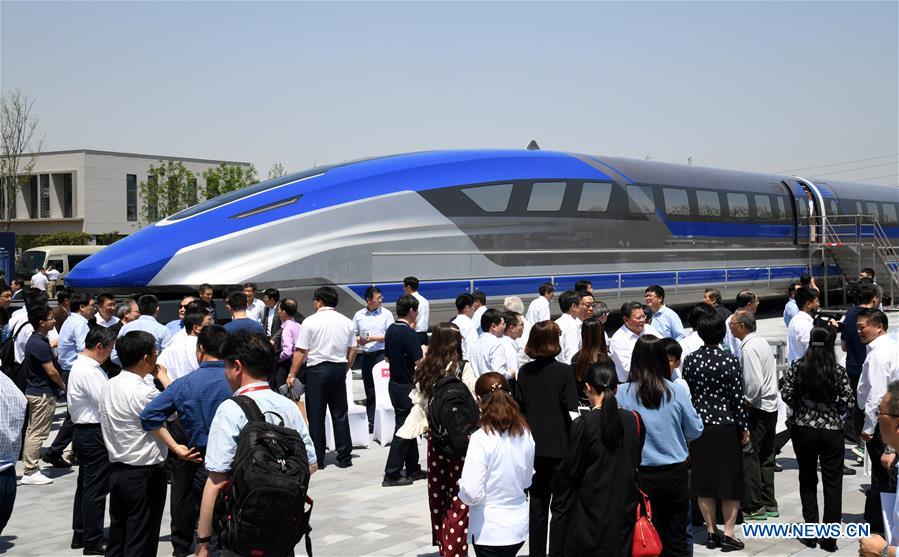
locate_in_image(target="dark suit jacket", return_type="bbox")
[52,306,70,333]
[262,305,282,343]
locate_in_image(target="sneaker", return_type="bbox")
[20,471,53,485]
[852,445,865,458]
[742,509,767,521]
[765,507,779,518]
[382,474,413,487]
[843,465,857,476]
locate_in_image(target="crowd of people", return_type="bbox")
[0,269,898,557]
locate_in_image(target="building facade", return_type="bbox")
[7,149,251,236]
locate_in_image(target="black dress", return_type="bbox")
[553,409,646,557]
[682,345,748,500]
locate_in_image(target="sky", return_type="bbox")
[2,1,897,186]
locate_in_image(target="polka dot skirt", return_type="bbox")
[427,434,469,557]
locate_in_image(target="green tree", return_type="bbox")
[138,160,196,223]
[0,90,42,230]
[202,163,258,199]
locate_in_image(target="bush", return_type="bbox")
[94,232,124,245]
[16,232,92,251]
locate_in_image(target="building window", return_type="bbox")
[577,182,612,212]
[126,174,137,221]
[187,176,198,206]
[63,173,73,218]
[461,183,513,212]
[662,187,690,216]
[696,190,721,217]
[754,195,773,219]
[39,174,50,218]
[527,182,565,212]
[727,193,750,218]
[28,175,38,218]
[627,185,655,214]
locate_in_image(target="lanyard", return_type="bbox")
[234,383,270,396]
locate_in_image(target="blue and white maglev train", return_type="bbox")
[66,149,899,320]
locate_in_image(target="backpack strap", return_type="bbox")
[232,395,265,422]
[10,321,28,341]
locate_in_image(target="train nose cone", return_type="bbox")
[65,227,177,288]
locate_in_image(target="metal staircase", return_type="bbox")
[810,214,899,304]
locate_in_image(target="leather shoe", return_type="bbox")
[382,474,413,487]
[43,453,72,468]
[83,544,107,555]
[407,469,427,481]
[721,535,744,552]
[71,537,84,550]
[705,530,722,549]
[335,460,353,469]
[843,465,856,475]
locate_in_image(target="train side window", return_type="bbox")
[696,190,721,217]
[882,203,897,224]
[866,202,881,220]
[775,197,787,219]
[527,182,566,212]
[754,195,773,219]
[856,201,864,216]
[797,200,808,219]
[662,188,690,216]
[627,185,655,214]
[462,183,513,212]
[577,182,612,212]
[727,193,750,218]
[827,199,840,216]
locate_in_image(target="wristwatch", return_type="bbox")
[880,544,890,557]
[885,446,896,455]
[195,531,212,544]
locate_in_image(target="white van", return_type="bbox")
[17,245,106,286]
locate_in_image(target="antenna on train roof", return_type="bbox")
[526,140,540,151]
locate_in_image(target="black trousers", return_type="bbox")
[474,541,524,557]
[72,424,111,548]
[791,426,843,539]
[107,463,167,557]
[358,350,384,425]
[743,407,778,512]
[845,374,865,445]
[166,419,199,556]
[306,362,352,466]
[639,462,690,557]
[384,381,421,477]
[864,426,897,534]
[0,467,15,536]
[530,455,564,557]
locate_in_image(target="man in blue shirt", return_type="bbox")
[783,283,800,326]
[141,325,232,557]
[195,331,316,557]
[644,285,686,340]
[115,294,173,356]
[222,291,266,336]
[58,291,96,371]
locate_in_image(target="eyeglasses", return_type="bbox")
[582,303,596,308]
[876,408,899,418]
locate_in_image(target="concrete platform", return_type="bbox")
[1,315,877,556]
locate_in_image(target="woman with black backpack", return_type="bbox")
[398,322,478,557]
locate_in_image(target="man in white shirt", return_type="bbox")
[555,290,588,364]
[287,286,357,468]
[195,331,317,557]
[725,290,759,359]
[786,287,818,362]
[859,381,899,557]
[45,265,60,293]
[352,286,393,427]
[157,309,212,382]
[471,289,487,335]
[67,326,117,554]
[94,293,120,329]
[100,331,199,557]
[452,293,480,365]
[525,282,555,324]
[501,310,524,378]
[242,282,266,323]
[403,276,430,344]
[476,309,508,378]
[731,310,780,519]
[30,268,48,292]
[609,301,648,382]
[856,308,899,534]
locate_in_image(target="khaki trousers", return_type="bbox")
[23,394,56,474]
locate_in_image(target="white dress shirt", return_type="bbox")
[95,313,120,328]
[555,313,581,364]
[352,306,394,353]
[673,331,704,381]
[725,315,742,360]
[476,332,508,378]
[13,320,59,364]
[740,333,779,412]
[787,311,814,362]
[412,291,430,333]
[100,371,167,465]
[246,298,265,323]
[157,334,200,381]
[525,296,551,324]
[501,336,521,377]
[459,428,535,547]
[472,306,487,335]
[67,354,108,424]
[295,306,356,366]
[857,334,899,435]
[31,272,48,291]
[610,325,643,383]
[452,313,480,364]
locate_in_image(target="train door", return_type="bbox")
[783,179,825,245]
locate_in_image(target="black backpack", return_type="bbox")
[215,395,314,557]
[1,321,28,391]
[427,374,479,458]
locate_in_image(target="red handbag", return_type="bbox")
[630,411,663,557]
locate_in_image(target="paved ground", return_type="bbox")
[0,315,880,556]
